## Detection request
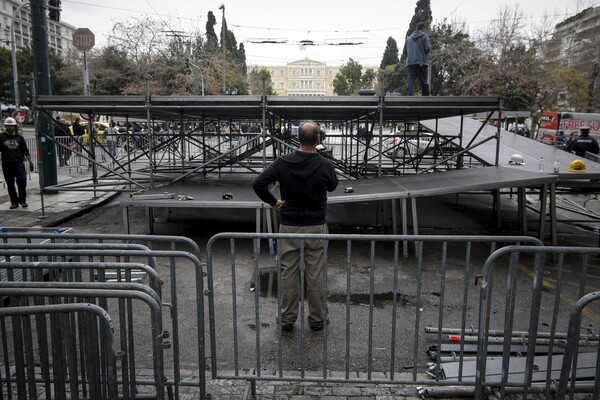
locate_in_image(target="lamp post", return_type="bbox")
[219,4,226,95]
[10,2,31,107]
[583,39,599,113]
[186,59,205,96]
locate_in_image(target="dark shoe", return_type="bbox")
[309,319,328,331]
[309,323,324,331]
[9,204,18,209]
[20,202,28,208]
[276,318,294,332]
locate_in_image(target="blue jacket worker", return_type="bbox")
[565,125,599,157]
[402,21,431,96]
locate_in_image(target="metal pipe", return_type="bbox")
[10,2,29,107]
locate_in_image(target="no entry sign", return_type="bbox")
[13,110,27,123]
[72,28,95,52]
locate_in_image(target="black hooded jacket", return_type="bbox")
[253,151,338,226]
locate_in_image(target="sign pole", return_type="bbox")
[72,27,95,95]
[83,51,90,96]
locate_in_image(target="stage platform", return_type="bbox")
[424,116,600,182]
[121,166,559,253]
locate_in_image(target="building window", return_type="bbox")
[280,70,284,76]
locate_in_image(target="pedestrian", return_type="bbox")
[105,120,118,158]
[565,125,599,157]
[54,117,72,166]
[554,130,567,150]
[0,117,34,209]
[72,117,85,151]
[252,121,339,332]
[402,21,431,96]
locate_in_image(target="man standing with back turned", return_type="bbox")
[253,121,338,332]
[402,21,431,96]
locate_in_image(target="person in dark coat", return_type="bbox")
[565,125,599,157]
[54,117,72,166]
[0,117,34,209]
[253,121,338,332]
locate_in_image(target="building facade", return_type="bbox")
[0,0,76,55]
[250,58,341,96]
[545,6,600,65]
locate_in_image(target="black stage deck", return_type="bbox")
[121,166,558,248]
[121,167,556,207]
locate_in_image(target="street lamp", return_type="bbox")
[219,4,226,95]
[582,39,599,113]
[185,58,205,96]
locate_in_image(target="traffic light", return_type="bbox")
[184,58,190,68]
[48,0,61,21]
[1,82,14,104]
[18,81,31,106]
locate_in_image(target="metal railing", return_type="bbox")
[0,232,205,400]
[0,303,119,400]
[1,231,599,399]
[204,233,544,398]
[474,246,600,399]
[557,291,600,400]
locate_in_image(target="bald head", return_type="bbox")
[298,121,320,148]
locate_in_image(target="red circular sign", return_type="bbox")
[72,28,95,52]
[13,110,27,123]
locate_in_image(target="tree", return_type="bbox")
[361,68,377,90]
[333,59,363,95]
[88,46,134,95]
[428,22,486,96]
[380,37,399,69]
[248,68,276,95]
[405,0,432,38]
[205,11,219,52]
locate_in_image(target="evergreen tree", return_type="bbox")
[205,11,219,52]
[405,0,432,38]
[380,37,399,69]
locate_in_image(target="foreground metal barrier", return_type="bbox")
[557,291,600,400]
[0,232,206,400]
[1,231,598,399]
[474,246,600,400]
[0,303,118,400]
[204,233,544,397]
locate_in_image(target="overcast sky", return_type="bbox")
[62,0,595,66]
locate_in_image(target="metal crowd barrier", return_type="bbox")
[2,231,598,399]
[0,303,118,400]
[204,233,544,398]
[557,291,600,400]
[0,281,164,400]
[0,232,206,400]
[474,246,600,400]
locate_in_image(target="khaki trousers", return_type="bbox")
[278,223,328,328]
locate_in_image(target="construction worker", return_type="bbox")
[0,117,34,209]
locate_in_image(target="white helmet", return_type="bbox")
[509,153,525,165]
[3,117,17,126]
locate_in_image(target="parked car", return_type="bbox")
[509,124,531,138]
[385,132,435,157]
